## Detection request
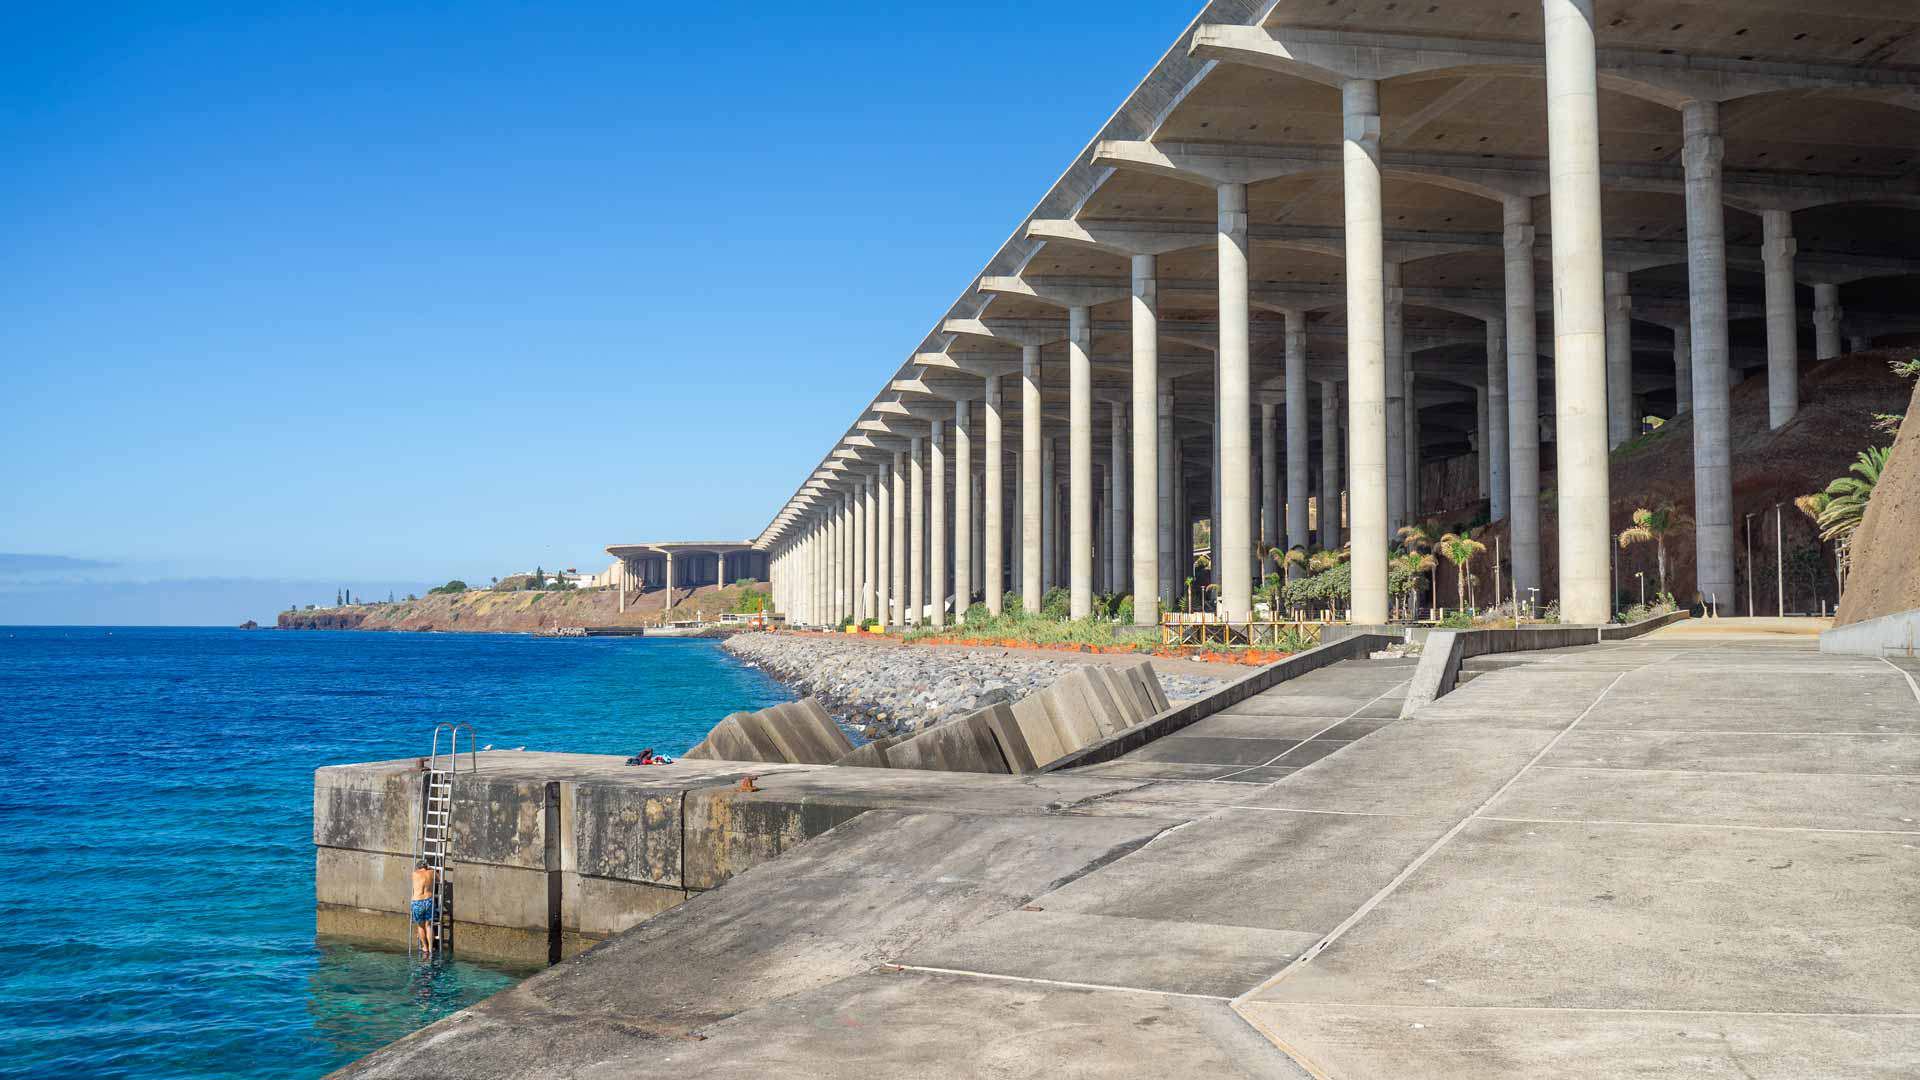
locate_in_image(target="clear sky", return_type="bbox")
[1,1,1183,624]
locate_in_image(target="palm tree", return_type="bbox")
[1308,546,1345,575]
[1392,549,1435,620]
[1616,503,1690,598]
[1397,520,1442,612]
[1793,491,1830,526]
[1436,533,1488,613]
[1188,552,1212,613]
[1815,446,1891,543]
[1283,545,1308,581]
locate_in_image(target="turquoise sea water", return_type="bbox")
[0,626,793,1079]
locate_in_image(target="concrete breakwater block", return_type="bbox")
[831,736,901,768]
[684,697,853,765]
[849,660,1168,776]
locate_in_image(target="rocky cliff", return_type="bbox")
[276,582,769,633]
[1835,377,1920,627]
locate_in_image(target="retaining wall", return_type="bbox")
[1819,608,1920,657]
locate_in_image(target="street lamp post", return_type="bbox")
[1744,512,1756,616]
[1636,571,1645,608]
[1775,502,1786,618]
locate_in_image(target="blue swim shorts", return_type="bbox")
[410,898,436,924]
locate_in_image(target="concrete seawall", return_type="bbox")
[314,753,1165,965]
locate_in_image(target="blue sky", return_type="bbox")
[1,1,1181,624]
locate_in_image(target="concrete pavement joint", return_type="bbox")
[1212,678,1412,781]
[1479,814,1920,837]
[888,964,1234,1002]
[1883,657,1920,707]
[1231,664,1640,1006]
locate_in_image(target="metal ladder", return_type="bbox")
[415,722,476,960]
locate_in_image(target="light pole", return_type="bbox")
[1775,502,1786,618]
[1744,512,1756,616]
[1525,586,1541,625]
[1636,571,1645,608]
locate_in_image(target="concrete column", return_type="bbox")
[1761,209,1799,428]
[954,399,972,619]
[1042,437,1057,593]
[864,473,878,622]
[930,419,947,629]
[1544,0,1613,626]
[1343,78,1389,623]
[1173,438,1187,595]
[1683,98,1735,613]
[972,474,984,607]
[1284,310,1310,563]
[1476,387,1491,500]
[1813,284,1843,361]
[1320,381,1342,551]
[1504,196,1542,605]
[909,437,925,626]
[876,464,892,626]
[1217,181,1253,621]
[1068,305,1094,619]
[1605,269,1633,449]
[1485,316,1508,522]
[984,374,1004,615]
[827,514,838,621]
[1671,322,1693,416]
[890,451,906,625]
[1384,263,1406,534]
[1156,378,1176,608]
[843,498,855,621]
[1405,367,1420,520]
[1020,345,1043,611]
[666,551,676,619]
[851,487,865,622]
[1098,465,1112,594]
[1011,448,1023,598]
[1109,400,1127,601]
[839,498,852,623]
[1260,400,1279,577]
[1131,255,1160,624]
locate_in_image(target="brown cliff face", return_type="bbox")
[278,610,369,630]
[1834,378,1920,627]
[274,583,769,633]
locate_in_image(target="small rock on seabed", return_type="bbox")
[722,634,1231,739]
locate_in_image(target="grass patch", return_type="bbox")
[901,610,1148,651]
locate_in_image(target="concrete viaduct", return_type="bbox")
[756,0,1920,630]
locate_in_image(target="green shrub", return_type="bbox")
[1439,609,1475,629]
[965,602,990,624]
[428,580,468,595]
[1116,595,1134,624]
[1041,587,1071,619]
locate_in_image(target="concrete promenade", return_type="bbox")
[333,628,1920,1077]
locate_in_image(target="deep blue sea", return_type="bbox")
[0,626,793,1079]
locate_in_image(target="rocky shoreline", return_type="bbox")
[721,633,1231,739]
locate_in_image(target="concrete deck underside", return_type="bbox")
[335,631,1920,1078]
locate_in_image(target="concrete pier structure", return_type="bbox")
[745,0,1918,628]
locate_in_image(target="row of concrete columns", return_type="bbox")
[773,0,1863,627]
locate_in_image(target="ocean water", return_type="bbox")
[0,626,793,1079]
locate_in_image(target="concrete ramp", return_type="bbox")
[331,809,1181,1079]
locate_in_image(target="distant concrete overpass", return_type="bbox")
[754,0,1920,631]
[604,542,767,614]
